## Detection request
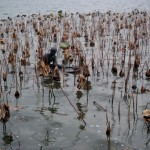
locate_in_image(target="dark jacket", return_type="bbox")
[43,47,57,67]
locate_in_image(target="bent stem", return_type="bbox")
[60,86,86,125]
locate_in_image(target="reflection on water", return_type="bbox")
[0,0,150,150]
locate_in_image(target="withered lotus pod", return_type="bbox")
[12,32,16,39]
[38,15,42,20]
[26,50,30,58]
[35,28,38,33]
[121,60,125,65]
[83,65,90,78]
[128,42,135,50]
[6,28,9,34]
[1,32,4,38]
[13,42,18,54]
[0,38,5,44]
[71,45,74,49]
[8,52,15,65]
[54,33,57,38]
[129,24,132,29]
[106,122,111,137]
[14,90,20,99]
[145,69,150,78]
[119,69,124,77]
[76,32,81,37]
[1,49,5,54]
[21,58,26,66]
[141,85,146,93]
[134,59,140,69]
[84,31,88,38]
[106,126,111,137]
[135,44,139,48]
[132,85,137,90]
[90,40,95,47]
[3,72,7,82]
[0,103,10,123]
[20,28,24,33]
[111,64,117,74]
[69,57,73,64]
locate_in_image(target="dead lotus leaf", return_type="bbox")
[143,109,150,122]
[0,103,10,123]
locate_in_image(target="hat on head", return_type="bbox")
[50,47,57,55]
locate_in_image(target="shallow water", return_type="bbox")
[0,1,150,150]
[0,0,150,18]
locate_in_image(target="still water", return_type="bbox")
[0,0,150,18]
[0,0,150,150]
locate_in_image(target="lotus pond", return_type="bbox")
[0,1,150,150]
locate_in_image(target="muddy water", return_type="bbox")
[0,1,150,150]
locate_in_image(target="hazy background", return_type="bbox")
[0,0,150,18]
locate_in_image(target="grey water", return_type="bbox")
[0,0,150,18]
[0,0,150,150]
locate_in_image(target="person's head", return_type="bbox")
[50,47,57,56]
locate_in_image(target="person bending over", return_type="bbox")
[43,47,57,69]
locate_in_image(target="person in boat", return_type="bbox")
[43,47,58,69]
